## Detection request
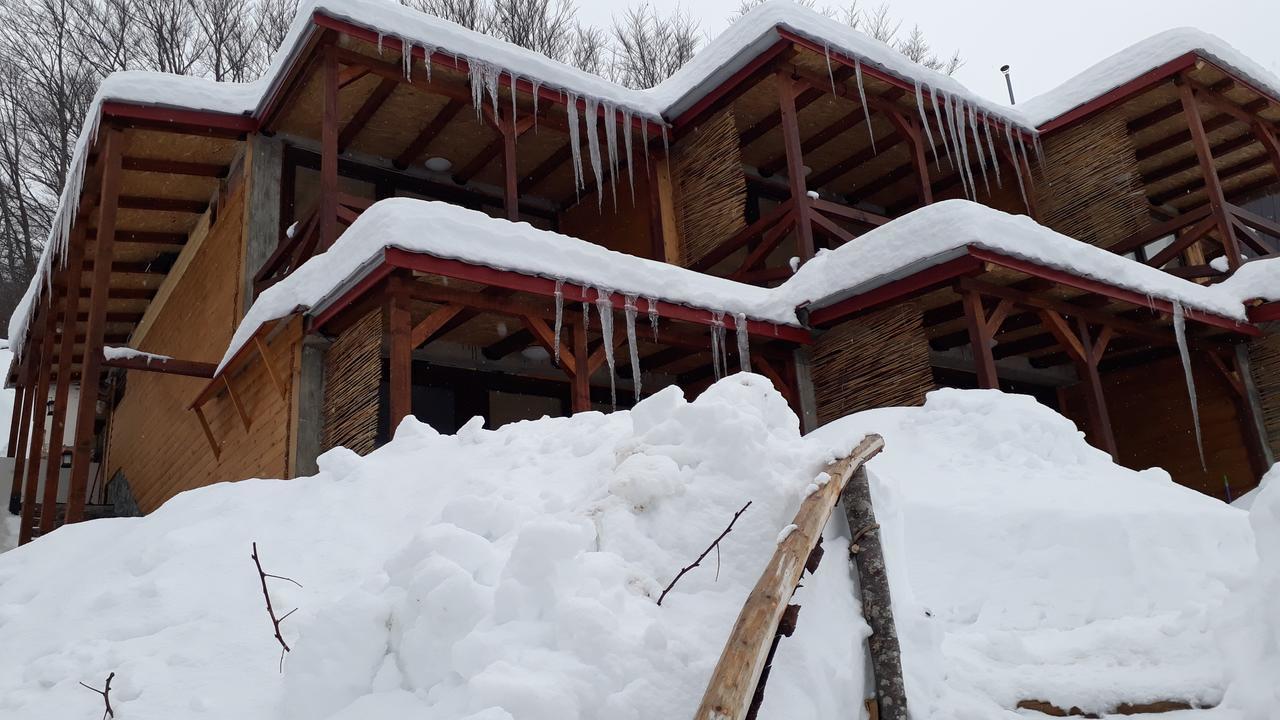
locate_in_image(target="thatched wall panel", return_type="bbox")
[323,307,382,455]
[671,108,747,267]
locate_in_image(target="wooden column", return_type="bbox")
[961,290,999,389]
[319,42,340,251]
[571,320,591,413]
[386,273,413,430]
[776,72,815,261]
[40,229,86,535]
[18,302,57,544]
[5,381,24,459]
[1179,80,1241,270]
[66,127,123,525]
[885,109,932,206]
[7,347,37,514]
[1074,317,1117,458]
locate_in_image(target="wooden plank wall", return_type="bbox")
[559,163,656,259]
[1248,332,1280,459]
[322,306,382,455]
[105,181,301,512]
[810,302,934,425]
[672,109,747,267]
[1060,354,1257,500]
[1033,107,1150,249]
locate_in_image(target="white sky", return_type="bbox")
[576,0,1279,108]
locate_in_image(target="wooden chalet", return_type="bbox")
[3,2,1277,546]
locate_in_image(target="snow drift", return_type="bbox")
[0,378,1272,719]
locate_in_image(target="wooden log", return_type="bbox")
[695,434,885,720]
[842,463,907,720]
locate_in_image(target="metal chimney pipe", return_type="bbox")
[1000,64,1016,105]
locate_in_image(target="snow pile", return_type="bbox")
[0,375,868,720]
[1217,256,1280,305]
[1225,466,1280,713]
[1022,27,1280,127]
[0,377,1273,718]
[812,389,1260,717]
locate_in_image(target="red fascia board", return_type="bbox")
[804,254,986,328]
[311,12,657,133]
[967,246,1260,336]
[310,259,396,330]
[1248,301,1280,324]
[1036,52,1199,135]
[380,247,811,343]
[776,29,1036,143]
[669,37,794,134]
[100,100,257,133]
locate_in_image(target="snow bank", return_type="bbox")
[0,375,868,720]
[1021,27,1280,127]
[1216,256,1280,305]
[0,376,1272,718]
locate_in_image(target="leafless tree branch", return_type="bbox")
[251,541,301,672]
[78,672,115,720]
[657,500,751,606]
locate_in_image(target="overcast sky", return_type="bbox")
[576,0,1278,108]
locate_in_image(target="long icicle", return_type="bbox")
[854,58,876,154]
[595,288,617,408]
[969,104,990,195]
[955,99,975,200]
[553,279,564,367]
[916,81,939,165]
[931,86,953,169]
[584,97,606,208]
[624,294,641,401]
[944,95,967,199]
[622,109,636,204]
[1172,302,1206,469]
[734,313,751,373]
[984,115,1003,189]
[566,92,584,196]
[1006,124,1029,210]
[710,312,725,381]
[603,102,620,209]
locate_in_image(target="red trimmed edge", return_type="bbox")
[100,100,257,133]
[777,29,1036,142]
[669,37,793,134]
[311,13,656,132]
[1248,301,1280,324]
[1035,52,1199,135]
[804,254,985,328]
[968,246,1260,336]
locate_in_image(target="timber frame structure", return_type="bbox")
[4,2,1280,545]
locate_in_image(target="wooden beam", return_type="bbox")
[121,157,229,177]
[66,128,123,526]
[757,108,864,177]
[777,72,815,261]
[519,143,571,193]
[320,42,340,251]
[482,327,534,360]
[410,303,466,348]
[961,289,999,389]
[394,98,465,170]
[1109,204,1212,255]
[1179,79,1242,270]
[1074,315,1118,457]
[339,77,399,153]
[738,66,851,148]
[40,230,86,535]
[523,316,576,376]
[18,300,57,544]
[88,229,186,248]
[102,354,218,378]
[571,321,591,412]
[808,132,905,190]
[1140,131,1257,186]
[117,195,208,214]
[387,273,413,429]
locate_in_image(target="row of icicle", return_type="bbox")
[550,283,752,409]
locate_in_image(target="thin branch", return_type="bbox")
[657,500,751,606]
[251,541,301,672]
[78,672,114,720]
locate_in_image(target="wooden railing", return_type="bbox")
[1112,202,1280,280]
[253,192,374,295]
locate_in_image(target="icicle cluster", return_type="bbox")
[468,60,501,120]
[710,312,728,381]
[594,288,617,408]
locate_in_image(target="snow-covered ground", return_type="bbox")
[0,377,1273,719]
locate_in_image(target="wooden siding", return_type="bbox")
[105,182,300,512]
[810,302,934,425]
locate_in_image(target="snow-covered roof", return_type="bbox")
[778,199,1254,322]
[1022,27,1280,128]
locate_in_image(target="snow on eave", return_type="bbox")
[1023,27,1280,130]
[780,200,1254,324]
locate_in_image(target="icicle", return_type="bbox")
[931,86,953,169]
[530,79,542,132]
[584,97,606,208]
[553,280,564,367]
[377,33,384,56]
[640,117,651,174]
[915,82,939,166]
[1033,132,1046,165]
[647,297,660,341]
[1172,301,1207,469]
[594,288,617,408]
[421,44,436,83]
[400,38,414,80]
[969,104,990,195]
[955,100,975,200]
[622,108,636,203]
[734,312,751,373]
[566,92,584,193]
[624,294,641,401]
[710,312,725,381]
[468,60,500,121]
[582,300,590,332]
[854,58,876,153]
[1005,124,1029,210]
[509,71,519,128]
[660,124,669,157]
[983,115,1002,189]
[824,45,837,93]
[944,96,967,198]
[602,102,619,209]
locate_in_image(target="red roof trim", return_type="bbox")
[1248,301,1280,324]
[1036,52,1199,135]
[100,100,257,133]
[968,246,1260,335]
[669,37,793,133]
[805,254,984,328]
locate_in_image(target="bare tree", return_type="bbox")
[489,0,577,62]
[133,0,205,75]
[405,0,491,33]
[72,0,136,75]
[611,3,701,89]
[191,0,265,81]
[570,24,609,76]
[256,0,299,54]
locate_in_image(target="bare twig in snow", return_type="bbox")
[78,672,114,720]
[657,500,751,606]
[251,541,302,672]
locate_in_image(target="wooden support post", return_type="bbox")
[40,229,86,535]
[1179,79,1241,270]
[1073,316,1118,458]
[776,72,815,261]
[319,42,340,251]
[66,127,123,525]
[571,321,591,413]
[883,109,932,207]
[5,382,23,459]
[961,290,999,389]
[8,349,37,514]
[654,151,682,265]
[18,304,57,544]
[1256,122,1280,184]
[387,273,413,430]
